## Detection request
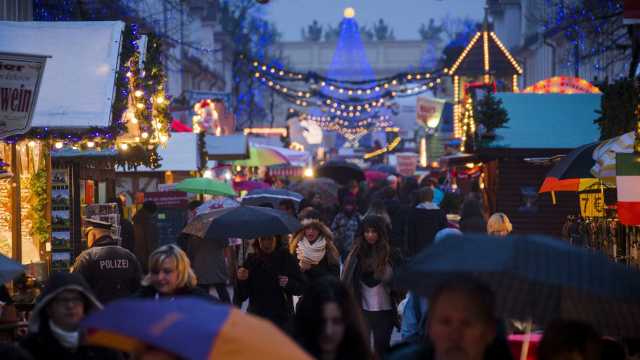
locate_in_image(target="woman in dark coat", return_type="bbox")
[342,215,402,357]
[135,244,212,300]
[289,217,340,282]
[235,236,305,330]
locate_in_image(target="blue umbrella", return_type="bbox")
[395,234,640,336]
[369,164,399,175]
[0,253,23,284]
[241,189,304,209]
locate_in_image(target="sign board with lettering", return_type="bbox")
[0,52,47,138]
[579,191,604,218]
[416,96,445,129]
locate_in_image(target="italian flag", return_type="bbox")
[616,153,640,225]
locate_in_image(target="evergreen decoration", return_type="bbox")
[29,167,49,249]
[594,79,639,140]
[475,92,510,137]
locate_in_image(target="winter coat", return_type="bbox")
[331,211,361,257]
[132,209,159,272]
[119,218,135,254]
[180,235,229,285]
[406,207,447,257]
[342,245,403,317]
[20,272,123,360]
[235,247,305,329]
[289,218,341,282]
[72,235,142,304]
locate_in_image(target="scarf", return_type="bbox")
[416,201,439,210]
[296,236,326,266]
[49,320,80,349]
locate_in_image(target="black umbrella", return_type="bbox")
[241,189,304,209]
[394,233,640,337]
[0,253,23,284]
[182,205,301,241]
[316,161,365,185]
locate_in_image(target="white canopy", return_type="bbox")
[0,21,124,128]
[118,133,199,172]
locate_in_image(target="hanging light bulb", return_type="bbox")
[141,132,149,139]
[119,143,129,151]
[54,142,64,149]
[134,90,144,97]
[131,117,138,124]
[155,95,165,104]
[87,141,95,148]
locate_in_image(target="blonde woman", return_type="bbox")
[137,244,212,300]
[487,212,513,236]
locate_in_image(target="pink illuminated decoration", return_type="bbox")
[522,76,601,94]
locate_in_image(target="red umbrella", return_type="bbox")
[365,170,388,183]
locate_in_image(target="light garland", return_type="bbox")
[460,96,476,152]
[363,136,401,159]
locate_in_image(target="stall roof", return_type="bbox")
[493,93,601,149]
[118,133,199,172]
[0,21,124,128]
[206,134,249,160]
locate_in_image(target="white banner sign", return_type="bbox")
[416,96,445,129]
[0,52,47,138]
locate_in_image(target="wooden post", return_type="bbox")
[11,143,21,262]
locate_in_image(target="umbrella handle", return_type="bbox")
[519,319,533,360]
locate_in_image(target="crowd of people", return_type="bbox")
[0,174,632,360]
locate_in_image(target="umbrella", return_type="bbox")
[195,197,240,216]
[395,233,640,337]
[0,253,23,284]
[316,161,365,185]
[365,170,388,183]
[82,297,312,360]
[369,164,399,175]
[289,177,339,206]
[591,131,635,186]
[539,143,600,193]
[241,188,304,209]
[233,146,289,167]
[233,180,271,192]
[182,205,301,240]
[175,178,236,197]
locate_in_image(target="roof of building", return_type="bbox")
[492,93,601,149]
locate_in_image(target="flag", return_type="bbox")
[616,153,640,225]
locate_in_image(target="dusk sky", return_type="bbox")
[264,0,486,41]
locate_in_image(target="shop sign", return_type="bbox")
[579,191,604,218]
[0,52,48,138]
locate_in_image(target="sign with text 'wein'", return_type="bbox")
[0,52,48,138]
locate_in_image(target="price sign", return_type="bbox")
[579,192,604,217]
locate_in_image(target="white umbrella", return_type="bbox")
[591,131,635,186]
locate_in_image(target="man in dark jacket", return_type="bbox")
[132,200,159,272]
[114,198,135,254]
[72,218,142,304]
[19,272,122,360]
[406,187,448,257]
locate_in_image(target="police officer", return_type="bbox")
[72,218,142,304]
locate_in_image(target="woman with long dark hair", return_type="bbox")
[342,215,401,356]
[293,276,372,360]
[235,236,305,331]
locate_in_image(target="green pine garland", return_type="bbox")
[29,167,50,247]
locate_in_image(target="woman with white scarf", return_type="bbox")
[289,214,340,282]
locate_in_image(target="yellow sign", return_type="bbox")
[579,192,604,217]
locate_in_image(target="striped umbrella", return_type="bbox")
[82,298,312,360]
[395,233,640,337]
[234,147,289,167]
[539,143,600,194]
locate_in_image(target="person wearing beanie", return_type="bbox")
[331,195,361,261]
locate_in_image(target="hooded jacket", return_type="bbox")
[19,273,123,360]
[289,218,340,281]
